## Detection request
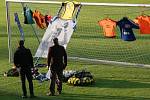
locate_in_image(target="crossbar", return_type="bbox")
[5,0,150,7]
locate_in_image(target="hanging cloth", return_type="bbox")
[98,18,117,38]
[60,1,81,20]
[45,15,52,27]
[134,15,150,34]
[117,17,139,41]
[23,6,35,24]
[14,13,25,40]
[34,1,82,58]
[33,10,46,29]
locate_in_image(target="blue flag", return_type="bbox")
[14,13,25,40]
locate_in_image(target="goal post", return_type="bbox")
[5,0,62,63]
[5,0,150,67]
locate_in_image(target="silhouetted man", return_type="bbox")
[14,40,35,98]
[47,38,67,96]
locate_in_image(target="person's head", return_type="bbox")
[19,40,24,47]
[53,38,59,45]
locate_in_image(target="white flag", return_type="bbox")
[34,17,75,58]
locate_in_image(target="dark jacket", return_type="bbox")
[14,46,33,68]
[47,45,67,70]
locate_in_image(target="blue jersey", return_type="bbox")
[117,17,139,41]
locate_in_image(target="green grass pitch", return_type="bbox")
[0,0,150,100]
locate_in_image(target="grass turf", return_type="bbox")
[1,0,150,100]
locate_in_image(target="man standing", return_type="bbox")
[14,40,35,98]
[47,38,67,96]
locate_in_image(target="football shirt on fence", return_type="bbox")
[61,1,80,20]
[135,15,150,34]
[117,17,139,41]
[23,7,35,24]
[33,10,46,29]
[98,18,116,38]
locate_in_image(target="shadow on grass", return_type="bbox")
[0,91,21,100]
[0,91,150,100]
[61,93,150,100]
[59,93,150,100]
[90,78,150,88]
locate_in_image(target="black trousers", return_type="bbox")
[50,69,63,95]
[20,68,34,96]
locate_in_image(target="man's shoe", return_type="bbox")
[58,91,61,94]
[22,95,27,98]
[56,91,61,95]
[30,95,36,98]
[46,92,55,96]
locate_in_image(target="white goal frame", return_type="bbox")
[5,0,150,68]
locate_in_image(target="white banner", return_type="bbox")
[34,17,75,58]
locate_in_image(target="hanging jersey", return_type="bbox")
[23,6,35,24]
[33,10,46,29]
[117,17,139,41]
[133,18,139,25]
[98,18,116,38]
[60,1,80,20]
[135,16,150,34]
[45,15,52,27]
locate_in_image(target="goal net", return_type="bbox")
[6,0,150,67]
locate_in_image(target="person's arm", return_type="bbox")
[27,49,34,68]
[47,47,52,69]
[63,48,67,69]
[14,50,19,68]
